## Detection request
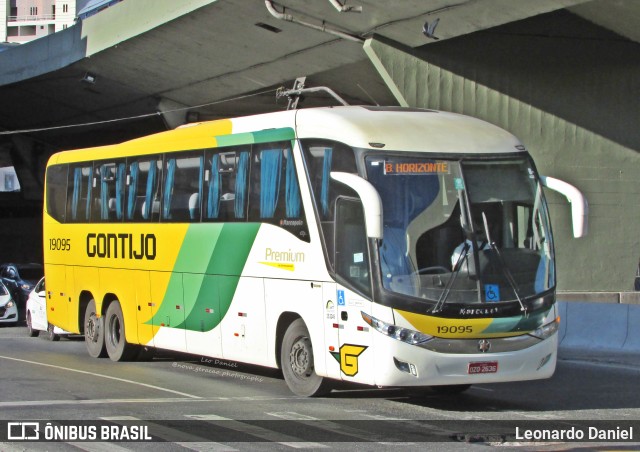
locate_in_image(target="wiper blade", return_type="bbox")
[482,212,527,312]
[432,242,469,313]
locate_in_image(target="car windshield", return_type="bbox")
[15,267,42,281]
[365,155,554,305]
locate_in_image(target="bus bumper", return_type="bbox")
[371,333,558,387]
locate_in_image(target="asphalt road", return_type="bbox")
[1,324,639,451]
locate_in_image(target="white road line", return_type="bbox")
[176,441,238,451]
[185,414,328,449]
[265,412,319,421]
[0,355,201,399]
[68,442,131,452]
[0,396,295,408]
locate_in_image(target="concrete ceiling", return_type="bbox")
[0,0,637,151]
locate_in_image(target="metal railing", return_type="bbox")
[8,14,56,22]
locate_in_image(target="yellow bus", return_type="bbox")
[43,106,587,396]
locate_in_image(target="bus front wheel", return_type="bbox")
[104,301,136,362]
[84,299,106,358]
[281,318,332,397]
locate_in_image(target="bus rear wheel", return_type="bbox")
[84,299,106,358]
[281,318,332,397]
[104,301,136,362]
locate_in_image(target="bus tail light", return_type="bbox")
[361,312,433,346]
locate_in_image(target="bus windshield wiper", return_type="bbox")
[482,212,527,312]
[432,241,469,313]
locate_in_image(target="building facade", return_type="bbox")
[0,0,79,43]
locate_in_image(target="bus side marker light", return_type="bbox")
[357,326,369,332]
[329,346,335,352]
[205,308,214,313]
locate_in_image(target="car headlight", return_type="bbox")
[4,300,15,308]
[528,316,560,340]
[361,311,433,345]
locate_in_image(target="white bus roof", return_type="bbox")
[292,106,524,155]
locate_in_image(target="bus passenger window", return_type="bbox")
[126,158,162,222]
[162,153,203,222]
[204,148,250,222]
[248,142,308,241]
[46,164,68,223]
[68,164,93,222]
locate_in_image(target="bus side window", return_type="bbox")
[90,161,125,222]
[46,164,68,223]
[162,152,203,222]
[248,142,308,241]
[125,158,162,222]
[335,198,372,297]
[204,147,250,222]
[68,164,93,222]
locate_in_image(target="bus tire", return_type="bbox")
[281,318,332,397]
[104,301,136,362]
[84,299,107,358]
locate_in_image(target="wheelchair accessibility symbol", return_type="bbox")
[485,284,500,302]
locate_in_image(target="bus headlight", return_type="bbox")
[361,312,433,345]
[528,316,560,340]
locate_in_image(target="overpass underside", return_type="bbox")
[0,0,638,292]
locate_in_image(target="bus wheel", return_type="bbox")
[84,299,107,358]
[431,384,472,395]
[281,318,332,397]
[104,301,136,362]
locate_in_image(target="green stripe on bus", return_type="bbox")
[481,309,548,334]
[213,128,295,147]
[147,223,260,332]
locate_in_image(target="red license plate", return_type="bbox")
[468,361,498,374]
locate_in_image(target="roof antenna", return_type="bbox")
[277,77,350,110]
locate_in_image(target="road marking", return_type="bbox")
[266,412,319,421]
[186,414,328,448]
[68,442,131,452]
[0,355,201,399]
[0,396,294,408]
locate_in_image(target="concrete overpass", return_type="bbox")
[0,0,638,292]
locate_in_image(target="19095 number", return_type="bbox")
[437,325,473,334]
[49,238,71,251]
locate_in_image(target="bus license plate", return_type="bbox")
[468,361,498,374]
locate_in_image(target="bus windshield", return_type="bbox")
[365,155,554,305]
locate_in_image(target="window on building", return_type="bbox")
[63,4,69,13]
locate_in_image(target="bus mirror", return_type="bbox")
[539,175,588,238]
[330,172,383,239]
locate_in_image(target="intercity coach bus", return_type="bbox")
[43,106,587,396]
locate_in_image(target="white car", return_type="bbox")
[26,278,72,341]
[0,280,18,324]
